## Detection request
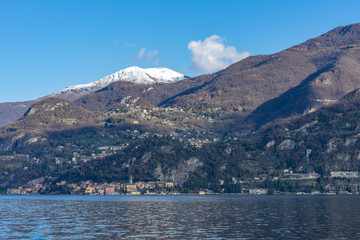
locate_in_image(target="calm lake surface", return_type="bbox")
[1,195,360,239]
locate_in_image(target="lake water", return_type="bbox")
[1,195,360,239]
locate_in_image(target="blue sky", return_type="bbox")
[1,0,360,102]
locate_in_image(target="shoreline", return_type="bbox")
[1,192,357,197]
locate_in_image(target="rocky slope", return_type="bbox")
[244,24,360,129]
[250,88,360,171]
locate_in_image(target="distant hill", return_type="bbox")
[0,98,97,153]
[0,100,35,127]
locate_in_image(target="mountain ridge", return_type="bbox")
[0,66,186,127]
[3,23,360,129]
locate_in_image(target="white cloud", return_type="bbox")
[188,35,249,73]
[136,47,159,61]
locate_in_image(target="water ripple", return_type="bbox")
[0,195,360,239]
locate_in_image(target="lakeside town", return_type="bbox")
[5,170,360,196]
[7,180,178,196]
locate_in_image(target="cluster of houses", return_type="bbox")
[0,154,30,161]
[115,105,219,137]
[6,180,177,195]
[281,169,360,180]
[188,138,214,148]
[7,183,44,195]
[79,180,176,195]
[331,171,359,178]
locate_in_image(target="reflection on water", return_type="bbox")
[0,195,360,239]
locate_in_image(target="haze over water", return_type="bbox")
[1,195,360,239]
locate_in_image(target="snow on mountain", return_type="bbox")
[50,66,186,101]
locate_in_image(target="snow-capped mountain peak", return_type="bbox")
[98,66,185,85]
[50,66,186,101]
